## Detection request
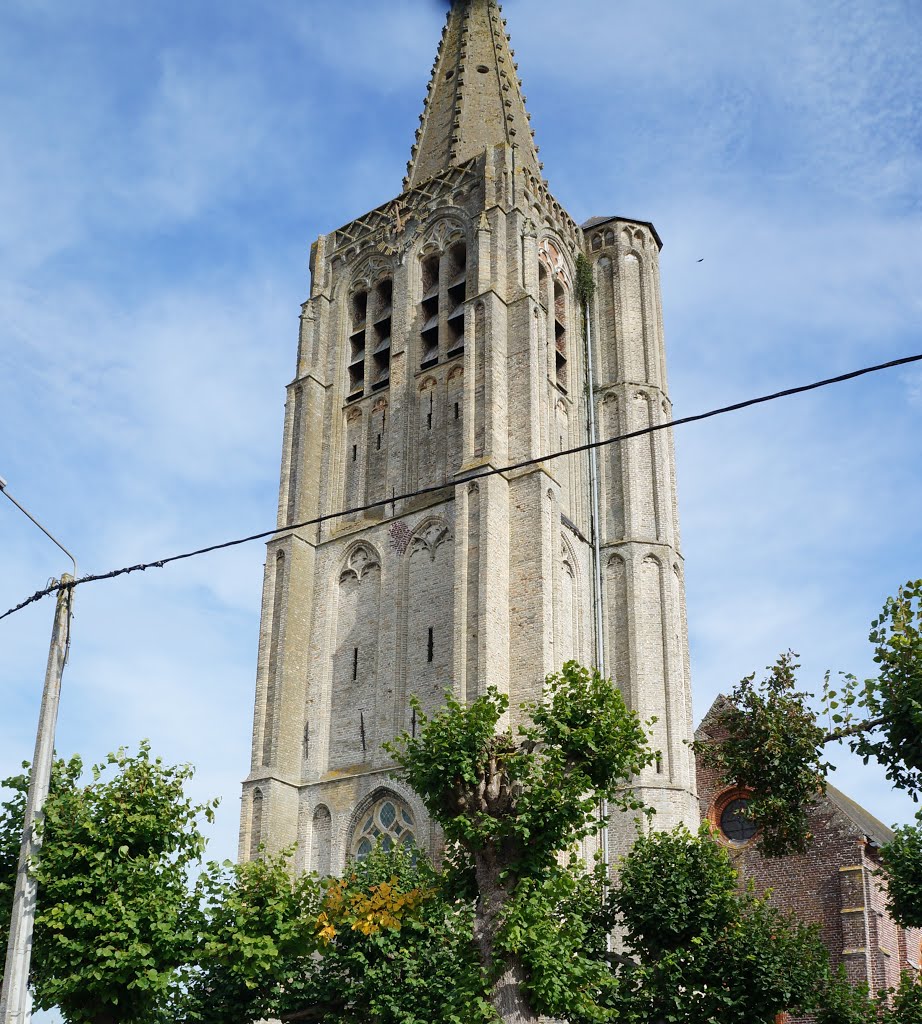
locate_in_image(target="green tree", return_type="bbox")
[0,743,216,1024]
[387,660,654,1024]
[182,843,492,1024]
[305,843,492,1024]
[607,825,831,1023]
[0,766,28,960]
[694,579,922,926]
[180,848,322,1024]
[816,969,922,1024]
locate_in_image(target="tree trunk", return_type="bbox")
[490,953,535,1024]
[473,848,538,1024]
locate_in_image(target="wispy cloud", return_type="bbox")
[1,9,920,977]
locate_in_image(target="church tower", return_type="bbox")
[240,0,698,873]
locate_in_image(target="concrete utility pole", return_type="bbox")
[0,478,77,1024]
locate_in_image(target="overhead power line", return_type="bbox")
[2,350,920,624]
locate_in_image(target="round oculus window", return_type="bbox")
[719,797,758,844]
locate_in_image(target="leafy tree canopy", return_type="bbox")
[387,661,654,1022]
[816,968,922,1024]
[1,743,216,1024]
[182,843,492,1024]
[694,580,922,926]
[608,826,832,1024]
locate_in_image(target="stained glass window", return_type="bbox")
[352,795,417,861]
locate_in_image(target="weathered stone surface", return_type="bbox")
[239,2,699,873]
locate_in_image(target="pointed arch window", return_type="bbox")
[538,242,570,393]
[419,237,466,369]
[348,277,392,400]
[311,805,332,876]
[249,789,263,862]
[351,795,417,860]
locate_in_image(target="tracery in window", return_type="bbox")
[352,795,416,860]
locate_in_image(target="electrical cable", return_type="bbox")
[2,350,920,623]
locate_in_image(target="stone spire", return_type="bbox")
[404,0,541,190]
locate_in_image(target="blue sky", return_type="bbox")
[2,0,921,995]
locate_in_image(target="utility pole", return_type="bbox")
[0,478,77,1024]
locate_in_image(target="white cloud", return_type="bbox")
[1,0,921,948]
[127,49,294,221]
[286,1,445,94]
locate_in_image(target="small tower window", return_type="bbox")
[348,279,392,400]
[419,239,466,368]
[372,278,392,391]
[446,242,467,357]
[538,250,570,394]
[420,256,440,368]
[348,289,367,399]
[553,279,568,392]
[248,789,264,862]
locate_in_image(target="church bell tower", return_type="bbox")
[240,0,699,872]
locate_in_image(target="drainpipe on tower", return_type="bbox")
[577,256,610,942]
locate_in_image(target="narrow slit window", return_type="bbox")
[352,647,358,681]
[427,626,434,663]
[352,444,357,462]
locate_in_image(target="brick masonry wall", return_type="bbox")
[696,746,920,1020]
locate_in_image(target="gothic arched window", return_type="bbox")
[311,805,332,876]
[538,240,571,393]
[418,230,467,369]
[351,795,416,860]
[348,277,392,400]
[249,788,263,862]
